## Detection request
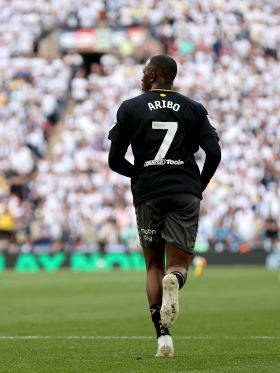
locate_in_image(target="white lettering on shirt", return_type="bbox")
[148,102,156,111]
[148,100,180,112]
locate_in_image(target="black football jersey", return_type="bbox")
[108,89,219,206]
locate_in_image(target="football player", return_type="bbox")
[108,55,221,357]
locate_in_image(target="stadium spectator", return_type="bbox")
[0,0,279,254]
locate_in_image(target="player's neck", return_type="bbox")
[150,83,174,91]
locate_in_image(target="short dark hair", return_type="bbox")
[149,55,177,82]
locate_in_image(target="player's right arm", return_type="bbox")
[108,102,135,178]
[108,141,134,177]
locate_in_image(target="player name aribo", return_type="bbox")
[148,100,180,111]
[144,159,184,167]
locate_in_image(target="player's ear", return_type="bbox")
[150,71,156,82]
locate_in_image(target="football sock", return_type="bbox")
[171,271,185,289]
[150,303,170,338]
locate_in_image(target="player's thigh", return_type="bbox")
[162,193,200,255]
[135,199,165,250]
[142,241,165,270]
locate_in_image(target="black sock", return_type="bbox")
[150,303,170,338]
[171,271,186,289]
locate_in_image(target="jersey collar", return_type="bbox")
[149,88,176,92]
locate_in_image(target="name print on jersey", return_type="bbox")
[148,100,180,112]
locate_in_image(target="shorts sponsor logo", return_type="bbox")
[141,229,156,235]
[144,235,153,242]
[144,159,184,167]
[140,228,156,242]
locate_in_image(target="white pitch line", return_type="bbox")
[0,336,279,340]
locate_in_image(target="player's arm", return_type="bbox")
[198,109,221,191]
[108,102,135,178]
[108,141,134,178]
[199,136,221,191]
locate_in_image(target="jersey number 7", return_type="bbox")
[152,121,178,160]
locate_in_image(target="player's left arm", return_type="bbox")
[198,107,221,191]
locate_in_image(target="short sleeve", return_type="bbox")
[108,102,131,146]
[199,105,219,141]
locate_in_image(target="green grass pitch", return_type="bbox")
[0,266,279,373]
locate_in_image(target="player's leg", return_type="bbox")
[143,241,173,357]
[136,198,173,357]
[160,242,192,328]
[136,200,165,307]
[160,193,200,328]
[165,241,193,286]
[143,242,174,357]
[142,242,165,306]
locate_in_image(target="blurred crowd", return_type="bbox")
[0,0,279,254]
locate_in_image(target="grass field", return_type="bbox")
[0,266,279,373]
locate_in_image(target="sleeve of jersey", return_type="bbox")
[198,105,219,141]
[108,102,131,147]
[108,102,135,178]
[198,105,221,192]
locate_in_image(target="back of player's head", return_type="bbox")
[149,55,177,82]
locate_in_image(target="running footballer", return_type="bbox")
[108,55,221,357]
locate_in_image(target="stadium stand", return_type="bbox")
[0,0,279,254]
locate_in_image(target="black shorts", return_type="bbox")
[135,193,200,254]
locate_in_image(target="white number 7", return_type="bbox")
[152,121,178,160]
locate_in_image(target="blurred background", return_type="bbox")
[0,0,279,268]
